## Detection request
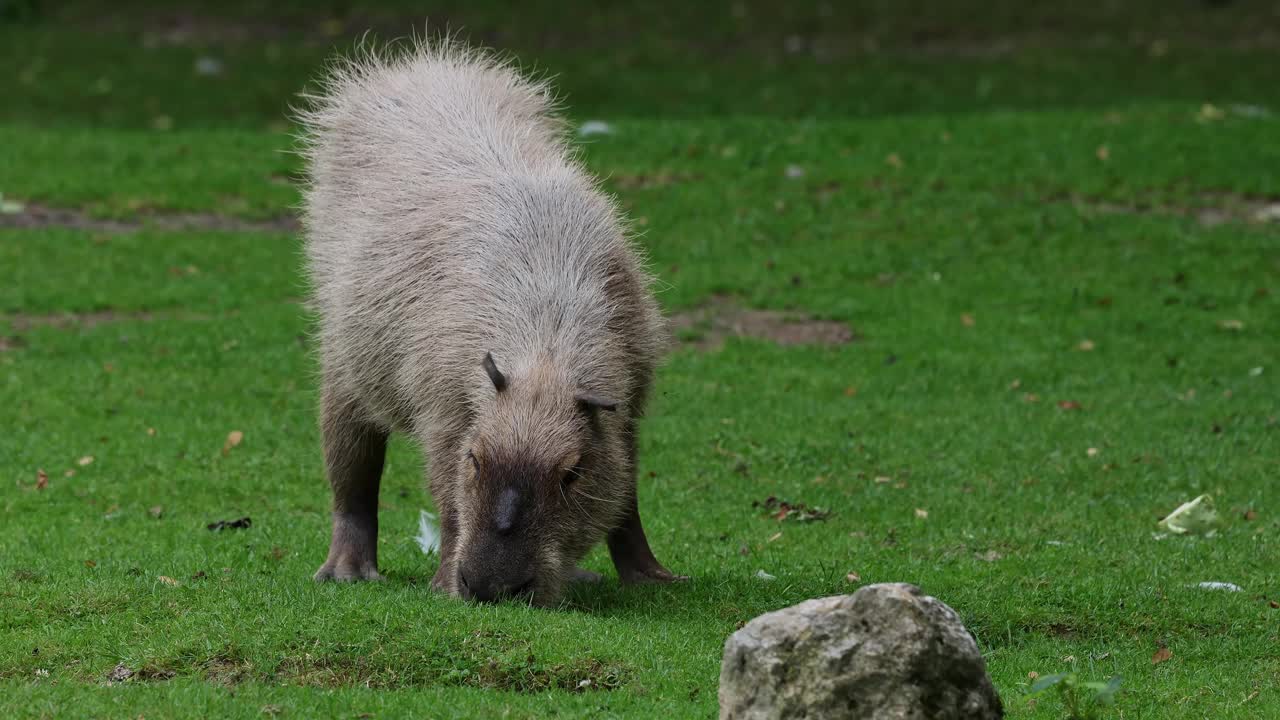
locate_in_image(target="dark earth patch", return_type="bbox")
[670,294,855,351]
[0,202,299,234]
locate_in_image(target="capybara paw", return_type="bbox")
[314,559,383,582]
[429,564,457,594]
[619,565,689,586]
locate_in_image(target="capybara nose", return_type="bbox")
[459,568,535,602]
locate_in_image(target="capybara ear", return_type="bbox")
[576,394,618,412]
[482,352,507,392]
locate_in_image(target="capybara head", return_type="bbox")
[454,352,626,605]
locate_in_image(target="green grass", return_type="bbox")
[2,2,1279,718]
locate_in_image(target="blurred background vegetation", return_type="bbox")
[2,0,1279,128]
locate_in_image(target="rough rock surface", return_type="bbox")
[720,583,1003,719]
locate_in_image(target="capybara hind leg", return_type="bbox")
[314,388,389,582]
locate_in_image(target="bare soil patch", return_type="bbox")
[1059,191,1280,228]
[3,309,163,332]
[0,202,299,234]
[0,335,28,352]
[670,295,855,351]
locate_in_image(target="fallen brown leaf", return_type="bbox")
[84,560,96,568]
[960,313,975,327]
[1269,600,1279,609]
[1057,400,1083,410]
[221,430,244,456]
[845,571,861,583]
[146,427,156,436]
[1027,671,1039,680]
[1151,647,1172,665]
[77,456,94,466]
[36,469,48,490]
[149,506,164,518]
[1087,447,1100,457]
[977,550,1003,562]
[885,153,903,168]
[157,575,179,586]
[1008,379,1021,390]
[1096,145,1110,161]
[1077,339,1096,351]
[843,386,857,397]
[1023,393,1041,403]
[63,469,75,478]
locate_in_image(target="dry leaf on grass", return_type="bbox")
[149,506,164,518]
[1077,339,1096,351]
[221,430,244,456]
[1151,647,1172,665]
[1057,400,1083,410]
[1095,145,1110,161]
[752,496,831,522]
[960,313,975,327]
[845,571,861,583]
[914,508,929,519]
[77,456,94,466]
[157,576,179,586]
[35,469,48,490]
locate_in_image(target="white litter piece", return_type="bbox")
[415,510,440,555]
[1045,540,1067,546]
[1254,204,1280,223]
[194,56,224,76]
[784,164,806,179]
[754,569,777,582]
[578,120,613,137]
[1157,494,1219,536]
[1195,582,1243,592]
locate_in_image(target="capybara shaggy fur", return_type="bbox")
[296,39,682,605]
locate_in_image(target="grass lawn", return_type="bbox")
[2,2,1279,718]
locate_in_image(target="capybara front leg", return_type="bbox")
[314,389,388,582]
[607,493,686,585]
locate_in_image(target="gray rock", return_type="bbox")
[720,583,1002,720]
